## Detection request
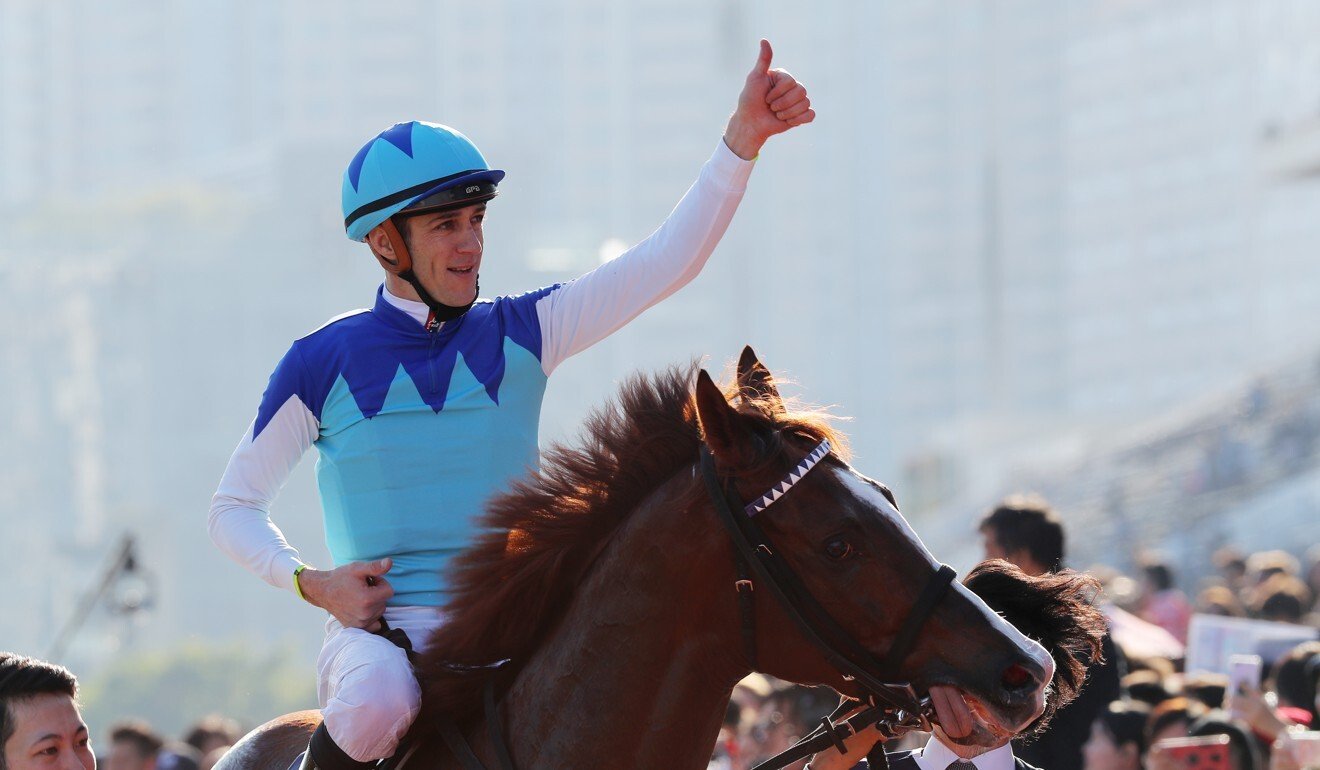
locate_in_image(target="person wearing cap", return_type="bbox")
[208,40,813,770]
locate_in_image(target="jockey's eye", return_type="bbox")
[824,537,855,561]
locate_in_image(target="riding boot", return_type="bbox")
[298,723,377,770]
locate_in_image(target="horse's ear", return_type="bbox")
[736,345,784,412]
[695,369,758,468]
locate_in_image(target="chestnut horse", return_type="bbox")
[218,348,1053,770]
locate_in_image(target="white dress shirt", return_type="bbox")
[912,734,1018,770]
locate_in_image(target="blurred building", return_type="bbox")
[4,0,1320,663]
[860,1,1320,532]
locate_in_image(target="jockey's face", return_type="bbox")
[372,202,486,308]
[400,203,486,306]
[2,694,95,770]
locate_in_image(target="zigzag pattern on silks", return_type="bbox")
[744,439,831,517]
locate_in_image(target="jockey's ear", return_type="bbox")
[736,345,784,413]
[695,369,759,469]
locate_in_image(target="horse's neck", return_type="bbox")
[501,484,744,769]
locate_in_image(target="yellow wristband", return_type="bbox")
[293,564,309,602]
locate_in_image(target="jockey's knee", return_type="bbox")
[322,646,421,762]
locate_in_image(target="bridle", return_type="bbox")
[435,437,956,770]
[699,438,957,770]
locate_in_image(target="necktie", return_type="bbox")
[946,762,978,770]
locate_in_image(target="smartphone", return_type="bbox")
[1225,654,1262,706]
[1289,731,1320,769]
[1153,735,1231,770]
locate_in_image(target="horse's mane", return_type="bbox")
[417,361,846,720]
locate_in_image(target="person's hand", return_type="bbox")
[1270,733,1301,770]
[807,724,885,770]
[806,707,891,770]
[1229,682,1288,741]
[723,39,815,160]
[297,558,395,632]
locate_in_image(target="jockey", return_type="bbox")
[208,40,814,770]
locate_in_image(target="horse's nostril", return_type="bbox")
[1002,662,1033,690]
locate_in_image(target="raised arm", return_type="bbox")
[535,39,814,374]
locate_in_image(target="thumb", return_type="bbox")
[360,557,392,576]
[750,39,772,76]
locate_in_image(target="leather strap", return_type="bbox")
[880,564,956,678]
[706,442,953,770]
[484,679,516,770]
[750,701,884,770]
[701,447,948,712]
[734,549,759,670]
[437,722,486,770]
[435,676,515,770]
[377,218,477,324]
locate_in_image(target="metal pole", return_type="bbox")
[46,534,134,662]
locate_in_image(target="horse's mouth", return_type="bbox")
[927,685,1028,744]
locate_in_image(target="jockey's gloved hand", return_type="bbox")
[297,558,395,631]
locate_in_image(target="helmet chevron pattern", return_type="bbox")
[341,121,504,242]
[744,440,832,516]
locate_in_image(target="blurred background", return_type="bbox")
[3,0,1320,747]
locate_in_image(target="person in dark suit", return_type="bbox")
[806,560,1108,770]
[979,497,1125,770]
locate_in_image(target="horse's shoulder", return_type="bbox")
[213,711,321,770]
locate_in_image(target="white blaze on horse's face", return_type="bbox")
[828,464,1056,707]
[829,463,937,562]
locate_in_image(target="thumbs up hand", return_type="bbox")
[723,39,815,160]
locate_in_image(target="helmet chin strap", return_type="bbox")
[379,218,477,324]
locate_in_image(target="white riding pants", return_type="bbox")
[316,606,447,762]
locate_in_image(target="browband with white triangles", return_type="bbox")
[744,439,832,516]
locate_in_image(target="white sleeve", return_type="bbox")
[207,395,318,595]
[535,139,756,375]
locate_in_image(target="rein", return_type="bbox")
[436,438,954,770]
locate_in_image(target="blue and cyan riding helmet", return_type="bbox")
[342,121,504,242]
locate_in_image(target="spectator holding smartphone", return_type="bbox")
[1227,642,1320,748]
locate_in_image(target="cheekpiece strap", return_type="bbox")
[744,439,831,517]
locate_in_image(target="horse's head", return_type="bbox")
[693,347,1055,746]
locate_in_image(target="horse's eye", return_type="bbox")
[824,537,854,561]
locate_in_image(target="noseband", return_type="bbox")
[699,439,956,770]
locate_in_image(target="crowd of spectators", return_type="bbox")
[5,501,1316,770]
[1073,541,1320,770]
[99,716,241,770]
